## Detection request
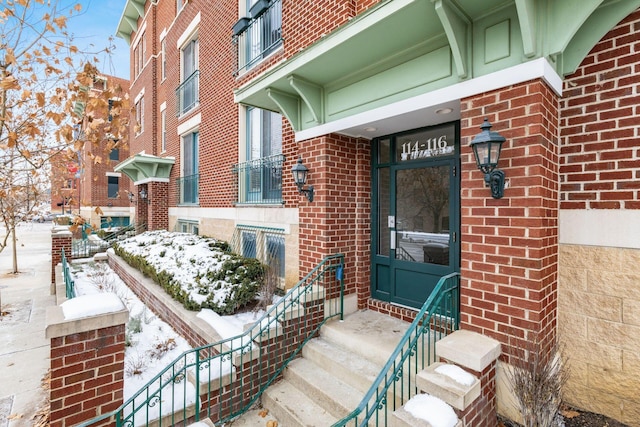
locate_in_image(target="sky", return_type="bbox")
[65,0,130,79]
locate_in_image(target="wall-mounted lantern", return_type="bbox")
[139,188,150,204]
[469,118,506,199]
[291,157,314,202]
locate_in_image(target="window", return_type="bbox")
[135,97,144,135]
[161,109,167,152]
[236,0,282,72]
[92,77,107,91]
[234,107,282,203]
[177,38,199,115]
[133,32,146,77]
[179,131,199,204]
[178,220,199,235]
[107,176,119,198]
[238,227,285,280]
[109,148,119,161]
[161,39,166,81]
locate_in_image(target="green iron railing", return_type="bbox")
[61,248,76,299]
[79,253,345,427]
[333,272,460,426]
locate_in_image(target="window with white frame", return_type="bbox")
[161,38,166,81]
[177,37,199,115]
[133,32,146,77]
[177,220,199,235]
[135,97,144,135]
[180,131,199,204]
[236,107,283,203]
[161,109,167,152]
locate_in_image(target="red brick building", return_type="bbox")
[50,74,132,229]
[115,0,640,424]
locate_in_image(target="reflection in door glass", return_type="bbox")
[395,166,450,265]
[378,168,390,256]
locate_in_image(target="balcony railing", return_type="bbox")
[175,70,199,116]
[232,154,284,204]
[233,0,282,75]
[176,173,199,205]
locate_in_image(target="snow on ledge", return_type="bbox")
[434,364,476,386]
[61,293,125,320]
[404,394,458,427]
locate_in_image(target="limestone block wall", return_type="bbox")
[558,244,640,426]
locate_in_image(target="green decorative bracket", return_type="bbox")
[289,75,324,125]
[434,0,470,79]
[515,0,536,57]
[266,88,301,131]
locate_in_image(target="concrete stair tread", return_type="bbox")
[321,311,409,366]
[302,337,382,393]
[285,357,364,418]
[264,380,338,426]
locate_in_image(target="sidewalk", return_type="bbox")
[0,222,56,427]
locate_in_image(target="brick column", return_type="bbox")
[46,299,128,427]
[148,181,169,231]
[296,134,371,308]
[51,228,72,286]
[460,78,560,361]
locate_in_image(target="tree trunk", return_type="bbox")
[11,226,18,274]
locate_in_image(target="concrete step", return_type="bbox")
[302,337,382,394]
[320,310,410,367]
[416,362,480,411]
[284,357,363,419]
[263,379,338,426]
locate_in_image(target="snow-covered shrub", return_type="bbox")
[113,231,264,315]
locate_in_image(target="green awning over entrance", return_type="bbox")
[234,0,640,135]
[114,153,175,184]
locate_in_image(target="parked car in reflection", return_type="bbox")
[401,231,449,244]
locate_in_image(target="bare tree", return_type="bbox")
[0,0,129,273]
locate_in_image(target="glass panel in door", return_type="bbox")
[395,166,450,266]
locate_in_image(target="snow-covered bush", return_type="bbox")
[113,230,264,315]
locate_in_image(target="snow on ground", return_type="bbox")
[71,259,193,402]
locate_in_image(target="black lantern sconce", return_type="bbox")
[291,157,314,202]
[469,118,506,199]
[139,188,151,204]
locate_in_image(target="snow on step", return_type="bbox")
[263,380,338,427]
[285,357,364,419]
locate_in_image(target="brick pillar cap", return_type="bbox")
[436,330,501,372]
[52,229,72,237]
[46,303,129,339]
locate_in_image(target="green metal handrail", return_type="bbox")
[61,248,76,299]
[333,272,460,426]
[78,253,345,427]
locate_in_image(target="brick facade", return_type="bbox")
[114,1,640,425]
[560,9,640,209]
[49,325,125,427]
[51,230,72,285]
[460,79,560,363]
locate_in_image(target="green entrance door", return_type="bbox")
[372,122,460,309]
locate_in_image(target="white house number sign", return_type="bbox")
[399,133,454,161]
